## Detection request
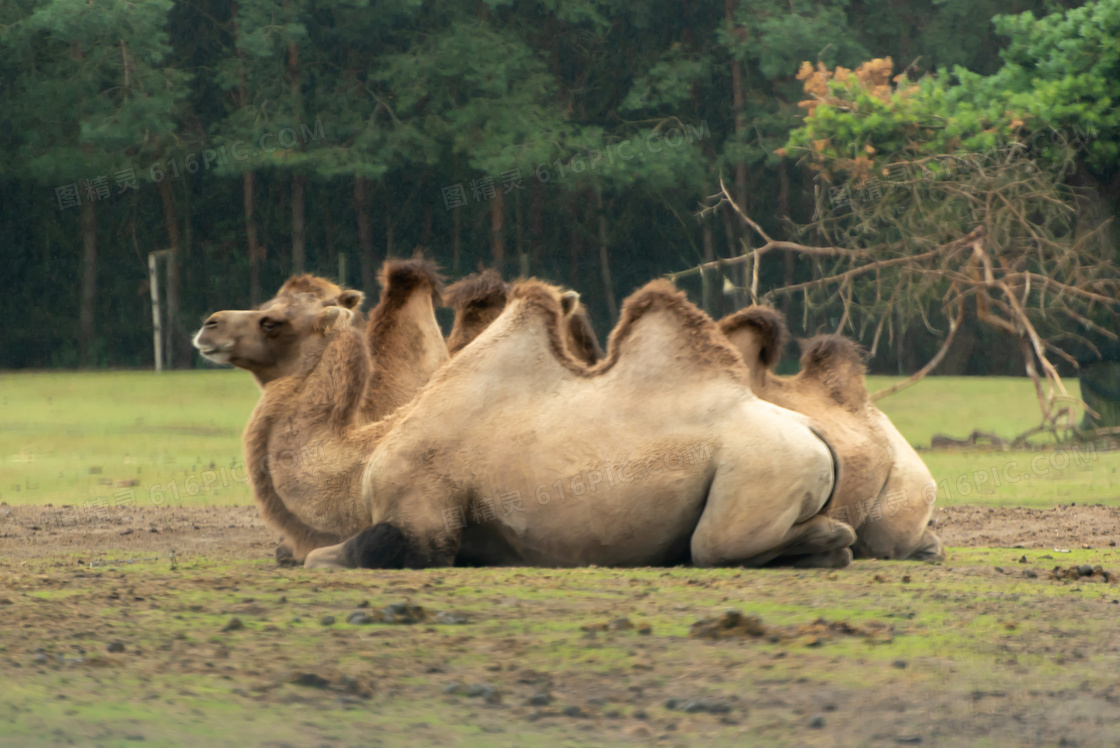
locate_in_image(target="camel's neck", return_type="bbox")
[361,289,449,421]
[243,327,376,545]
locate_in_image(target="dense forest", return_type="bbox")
[2,0,1117,375]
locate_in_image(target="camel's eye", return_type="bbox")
[260,318,282,334]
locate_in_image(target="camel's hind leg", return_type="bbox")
[749,514,857,568]
[693,511,856,569]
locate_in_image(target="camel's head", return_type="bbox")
[193,279,364,385]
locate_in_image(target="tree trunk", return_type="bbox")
[291,175,306,274]
[778,163,793,315]
[491,188,505,273]
[452,205,461,273]
[721,206,742,310]
[176,178,193,367]
[325,193,337,279]
[597,190,618,324]
[726,0,749,310]
[421,204,433,247]
[157,178,180,368]
[386,201,395,259]
[516,189,528,277]
[79,199,97,367]
[244,171,262,307]
[568,194,582,288]
[531,188,544,270]
[701,219,715,316]
[354,176,375,298]
[895,305,905,375]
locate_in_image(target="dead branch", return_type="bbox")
[871,302,965,401]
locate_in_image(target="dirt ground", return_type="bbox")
[4,503,1120,747]
[4,502,1120,564]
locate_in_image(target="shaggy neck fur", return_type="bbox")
[243,318,382,556]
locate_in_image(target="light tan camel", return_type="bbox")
[196,277,855,569]
[718,306,944,561]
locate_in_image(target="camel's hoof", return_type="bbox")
[275,543,299,567]
[789,547,853,569]
[906,530,946,563]
[304,547,348,570]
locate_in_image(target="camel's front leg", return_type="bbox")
[304,522,460,570]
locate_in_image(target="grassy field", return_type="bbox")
[1,370,1117,510]
[3,371,1120,746]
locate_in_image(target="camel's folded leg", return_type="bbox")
[784,547,854,569]
[693,511,856,569]
[904,528,945,562]
[751,514,857,568]
[305,522,459,570]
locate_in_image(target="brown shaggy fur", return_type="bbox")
[276,274,344,299]
[242,305,372,557]
[366,258,445,360]
[444,270,605,363]
[360,257,449,421]
[718,306,788,371]
[372,258,444,314]
[444,269,508,311]
[444,270,511,355]
[272,274,366,326]
[798,335,870,409]
[564,303,605,366]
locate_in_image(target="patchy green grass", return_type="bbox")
[2,371,1117,511]
[865,374,1085,447]
[869,375,1120,506]
[2,550,1119,747]
[0,370,258,508]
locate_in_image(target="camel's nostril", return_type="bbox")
[203,318,219,329]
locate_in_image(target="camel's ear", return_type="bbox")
[337,290,364,310]
[559,290,580,316]
[313,305,353,334]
